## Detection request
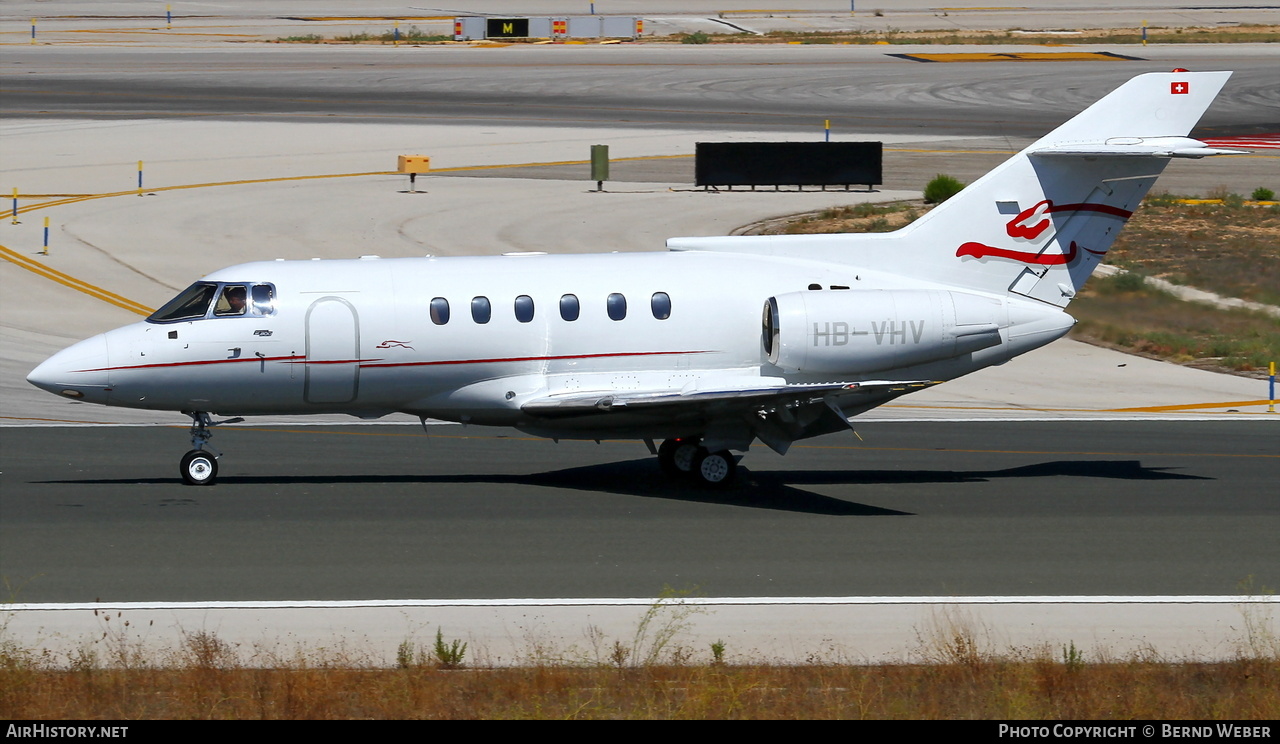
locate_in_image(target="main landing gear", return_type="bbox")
[657,437,738,487]
[180,412,242,486]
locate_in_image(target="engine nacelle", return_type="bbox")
[762,289,1005,374]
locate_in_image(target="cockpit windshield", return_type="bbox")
[147,282,276,323]
[148,283,219,322]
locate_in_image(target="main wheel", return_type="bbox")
[658,438,701,478]
[180,449,218,486]
[693,449,736,487]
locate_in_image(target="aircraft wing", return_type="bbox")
[521,379,940,417]
[520,378,940,453]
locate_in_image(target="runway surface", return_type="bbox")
[5,43,1278,137]
[4,420,1277,602]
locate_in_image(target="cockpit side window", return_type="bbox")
[213,285,249,316]
[147,282,218,323]
[251,284,276,316]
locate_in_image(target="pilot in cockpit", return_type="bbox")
[215,285,247,316]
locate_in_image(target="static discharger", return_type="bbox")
[398,155,430,193]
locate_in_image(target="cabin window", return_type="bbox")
[148,282,218,323]
[514,295,535,323]
[607,293,627,321]
[651,292,671,320]
[213,285,249,316]
[560,294,579,321]
[471,296,491,324]
[430,297,450,325]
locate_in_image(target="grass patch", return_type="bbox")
[1107,197,1280,307]
[923,173,965,205]
[652,24,1280,46]
[3,594,1276,718]
[1,631,1278,719]
[277,26,452,44]
[780,201,921,235]
[1068,276,1280,373]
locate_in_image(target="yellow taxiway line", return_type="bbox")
[0,241,152,315]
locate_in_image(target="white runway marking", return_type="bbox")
[10,595,1277,612]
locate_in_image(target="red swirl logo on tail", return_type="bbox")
[957,240,1107,265]
[956,200,1133,265]
[1006,200,1055,239]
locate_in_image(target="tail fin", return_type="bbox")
[896,70,1236,305]
[671,71,1241,306]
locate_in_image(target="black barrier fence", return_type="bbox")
[695,142,883,190]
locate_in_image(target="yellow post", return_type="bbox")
[42,216,50,255]
[11,188,18,225]
[30,18,36,45]
[1270,361,1276,413]
[137,160,144,196]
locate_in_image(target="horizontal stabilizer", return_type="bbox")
[1031,136,1248,159]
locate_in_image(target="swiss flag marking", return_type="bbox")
[1171,81,1190,95]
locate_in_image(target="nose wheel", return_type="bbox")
[180,411,242,486]
[180,449,218,486]
[658,437,738,488]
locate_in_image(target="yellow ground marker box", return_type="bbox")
[397,156,431,174]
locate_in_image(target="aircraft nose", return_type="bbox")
[27,333,112,403]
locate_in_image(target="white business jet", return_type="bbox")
[28,71,1243,486]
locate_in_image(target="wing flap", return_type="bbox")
[521,379,941,418]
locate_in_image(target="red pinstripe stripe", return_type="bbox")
[360,350,711,369]
[77,350,710,374]
[75,355,308,373]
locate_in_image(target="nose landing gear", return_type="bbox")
[180,411,243,486]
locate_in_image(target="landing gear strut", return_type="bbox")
[180,411,242,486]
[658,437,737,487]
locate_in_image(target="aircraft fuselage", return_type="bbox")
[32,250,1058,438]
